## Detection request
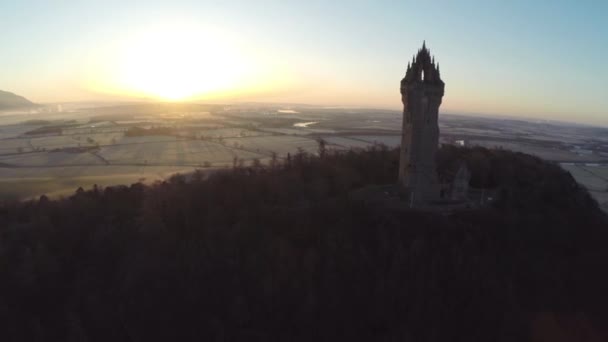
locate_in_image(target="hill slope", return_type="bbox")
[0,146,606,341]
[0,90,36,110]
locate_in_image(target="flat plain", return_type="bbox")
[1,102,607,212]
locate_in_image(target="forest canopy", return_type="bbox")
[0,145,606,341]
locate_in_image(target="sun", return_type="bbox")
[115,25,250,100]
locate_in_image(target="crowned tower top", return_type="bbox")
[403,41,443,84]
[398,41,445,204]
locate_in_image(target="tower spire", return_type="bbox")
[399,43,445,205]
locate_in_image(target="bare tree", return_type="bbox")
[316,138,327,158]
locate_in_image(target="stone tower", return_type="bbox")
[399,42,445,204]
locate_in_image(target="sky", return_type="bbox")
[0,0,607,125]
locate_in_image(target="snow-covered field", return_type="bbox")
[322,136,374,149]
[223,135,320,156]
[98,139,261,166]
[351,135,402,148]
[0,151,104,167]
[0,138,32,154]
[193,128,269,138]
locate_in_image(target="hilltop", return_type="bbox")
[0,145,607,340]
[0,90,37,110]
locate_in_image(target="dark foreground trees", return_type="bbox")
[0,146,606,341]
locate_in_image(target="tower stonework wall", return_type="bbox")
[399,42,445,204]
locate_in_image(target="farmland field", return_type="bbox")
[2,102,608,203]
[222,135,320,156]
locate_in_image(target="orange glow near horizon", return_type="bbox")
[87,24,285,101]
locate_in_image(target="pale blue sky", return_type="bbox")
[0,1,606,125]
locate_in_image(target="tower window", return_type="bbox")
[421,70,425,81]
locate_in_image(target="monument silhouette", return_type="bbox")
[399,42,445,204]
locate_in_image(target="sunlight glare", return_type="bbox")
[116,26,249,100]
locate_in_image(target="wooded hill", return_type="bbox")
[0,145,606,341]
[0,90,36,110]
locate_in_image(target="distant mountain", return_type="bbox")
[0,90,36,110]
